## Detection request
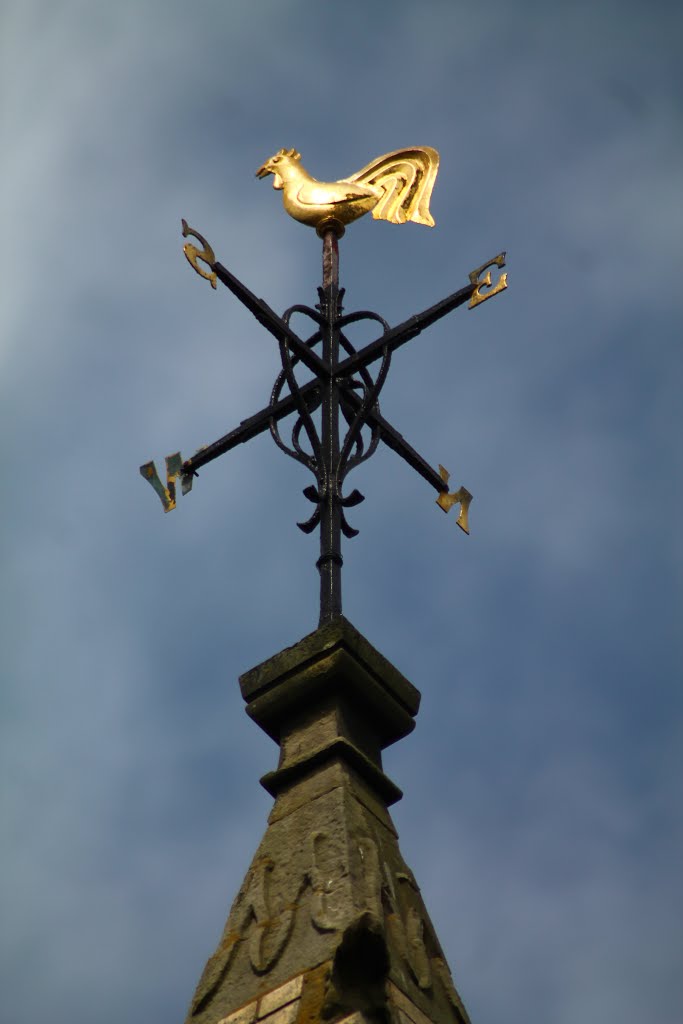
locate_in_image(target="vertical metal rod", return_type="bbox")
[317,225,343,623]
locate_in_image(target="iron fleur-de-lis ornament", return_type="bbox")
[141,146,508,624]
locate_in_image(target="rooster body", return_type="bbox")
[256,147,439,230]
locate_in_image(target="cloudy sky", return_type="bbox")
[2,1,681,1021]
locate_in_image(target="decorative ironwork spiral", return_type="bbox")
[268,292,392,538]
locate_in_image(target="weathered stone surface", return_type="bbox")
[240,616,420,748]
[185,616,470,1024]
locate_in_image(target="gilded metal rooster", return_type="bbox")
[255,146,439,232]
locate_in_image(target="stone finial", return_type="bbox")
[185,618,470,1024]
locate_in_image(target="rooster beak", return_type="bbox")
[255,163,270,179]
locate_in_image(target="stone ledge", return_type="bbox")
[240,616,420,749]
[260,734,403,805]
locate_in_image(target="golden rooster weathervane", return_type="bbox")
[255,146,440,232]
[141,145,508,625]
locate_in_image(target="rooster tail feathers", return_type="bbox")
[345,146,439,227]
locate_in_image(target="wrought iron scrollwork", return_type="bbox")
[140,219,505,624]
[268,298,392,539]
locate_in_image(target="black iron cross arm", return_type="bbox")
[182,378,321,476]
[339,390,446,495]
[149,245,504,504]
[179,378,447,501]
[177,221,327,379]
[212,262,479,389]
[211,261,327,379]
[334,280,476,382]
[180,219,505,386]
[178,251,492,489]
[142,222,507,620]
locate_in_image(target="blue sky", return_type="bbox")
[1,2,681,1022]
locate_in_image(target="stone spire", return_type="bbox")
[185,617,471,1024]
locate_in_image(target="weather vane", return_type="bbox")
[140,146,508,624]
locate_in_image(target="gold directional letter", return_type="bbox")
[436,465,472,534]
[181,219,217,289]
[139,452,193,512]
[468,252,508,309]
